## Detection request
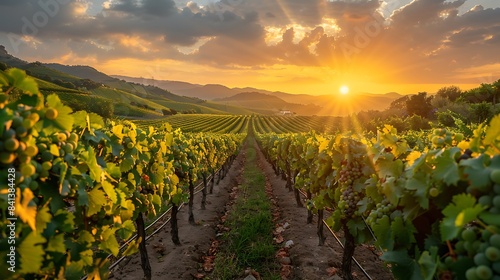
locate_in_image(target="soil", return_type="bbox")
[112,138,393,280]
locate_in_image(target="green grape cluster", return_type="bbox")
[34,129,78,178]
[477,183,500,214]
[365,199,395,226]
[430,128,464,148]
[447,227,500,280]
[338,160,363,218]
[0,105,41,183]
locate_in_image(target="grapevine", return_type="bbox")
[0,68,244,279]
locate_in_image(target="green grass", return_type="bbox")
[34,78,82,93]
[202,101,258,115]
[22,64,81,82]
[91,87,166,110]
[153,99,229,114]
[210,140,280,280]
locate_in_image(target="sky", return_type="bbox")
[0,0,499,95]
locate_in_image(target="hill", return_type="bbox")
[0,45,28,68]
[118,75,403,116]
[45,63,113,83]
[44,63,253,115]
[215,92,323,115]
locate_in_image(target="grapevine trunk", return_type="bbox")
[136,212,152,280]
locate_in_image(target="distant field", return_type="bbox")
[135,114,249,133]
[134,115,344,134]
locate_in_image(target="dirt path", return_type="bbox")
[112,152,245,280]
[112,137,393,280]
[254,138,393,280]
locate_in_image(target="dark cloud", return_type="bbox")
[0,0,498,84]
[112,0,177,17]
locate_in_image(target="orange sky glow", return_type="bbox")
[1,0,499,95]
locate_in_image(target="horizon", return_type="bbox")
[111,73,481,96]
[1,0,499,95]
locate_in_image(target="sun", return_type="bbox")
[339,85,349,95]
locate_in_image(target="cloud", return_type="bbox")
[0,0,499,85]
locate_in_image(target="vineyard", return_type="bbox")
[0,69,244,279]
[256,122,500,280]
[1,68,500,280]
[136,115,343,134]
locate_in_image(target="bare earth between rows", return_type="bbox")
[112,140,392,280]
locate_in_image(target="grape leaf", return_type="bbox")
[455,205,484,227]
[112,124,124,139]
[53,209,75,233]
[418,247,438,280]
[72,111,104,130]
[18,231,46,274]
[122,239,140,256]
[117,220,135,240]
[15,188,37,231]
[440,193,480,240]
[347,218,365,237]
[106,163,121,179]
[7,68,39,95]
[35,203,52,234]
[65,260,85,280]
[406,151,423,167]
[80,249,94,266]
[391,217,416,249]
[405,173,429,209]
[381,250,420,280]
[100,227,119,256]
[0,70,8,85]
[460,154,491,189]
[77,183,89,207]
[376,155,403,178]
[101,181,117,204]
[77,230,95,245]
[87,187,107,217]
[120,156,135,173]
[47,234,66,253]
[479,212,500,226]
[81,147,102,182]
[433,148,460,186]
[18,93,43,108]
[373,215,394,250]
[483,115,500,148]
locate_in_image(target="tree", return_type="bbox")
[436,85,461,102]
[469,102,493,123]
[389,95,409,111]
[491,79,500,105]
[406,92,433,118]
[408,115,431,130]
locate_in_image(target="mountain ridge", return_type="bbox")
[114,75,403,116]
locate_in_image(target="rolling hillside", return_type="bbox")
[44,63,253,115]
[117,75,403,116]
[214,92,323,115]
